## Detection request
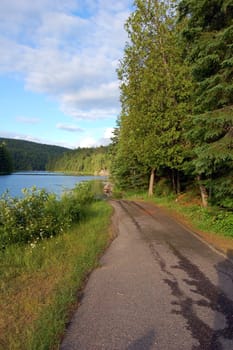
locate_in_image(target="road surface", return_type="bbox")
[60,200,233,350]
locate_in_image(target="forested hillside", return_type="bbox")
[0,138,110,175]
[47,146,110,175]
[0,142,13,174]
[0,138,69,171]
[111,0,233,210]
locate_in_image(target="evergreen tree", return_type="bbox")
[0,142,13,175]
[114,0,192,195]
[179,0,233,208]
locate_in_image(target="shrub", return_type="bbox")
[0,182,95,249]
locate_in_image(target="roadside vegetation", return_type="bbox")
[0,182,112,349]
[119,181,233,239]
[0,182,95,248]
[110,0,232,240]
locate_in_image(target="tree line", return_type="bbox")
[47,146,110,175]
[0,142,13,174]
[0,138,110,176]
[110,0,233,209]
[0,138,69,172]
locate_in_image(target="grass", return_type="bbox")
[123,190,233,238]
[0,200,112,350]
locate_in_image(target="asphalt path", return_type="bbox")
[60,200,233,350]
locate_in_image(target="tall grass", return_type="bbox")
[0,191,112,349]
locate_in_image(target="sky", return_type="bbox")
[0,0,133,149]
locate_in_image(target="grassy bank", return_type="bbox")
[0,200,112,349]
[122,191,233,239]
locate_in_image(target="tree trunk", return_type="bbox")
[172,169,176,193]
[148,168,155,197]
[197,175,208,207]
[177,171,181,194]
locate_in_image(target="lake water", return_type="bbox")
[0,172,105,197]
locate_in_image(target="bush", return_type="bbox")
[0,182,95,249]
[154,178,173,197]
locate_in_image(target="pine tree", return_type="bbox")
[179,0,233,208]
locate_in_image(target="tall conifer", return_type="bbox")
[179,0,233,208]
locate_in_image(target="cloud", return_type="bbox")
[56,123,84,132]
[0,130,73,148]
[60,81,120,119]
[78,136,97,148]
[1,125,114,149]
[75,127,114,148]
[104,127,114,139]
[16,116,40,124]
[61,107,119,120]
[0,0,131,120]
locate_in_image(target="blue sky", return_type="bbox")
[0,0,132,148]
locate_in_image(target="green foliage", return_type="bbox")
[207,176,233,209]
[136,193,233,238]
[112,0,192,194]
[0,138,111,175]
[178,0,233,208]
[179,205,233,238]
[111,0,232,211]
[0,201,112,349]
[0,182,95,248]
[0,142,13,174]
[0,138,69,171]
[209,210,233,236]
[47,146,110,175]
[153,178,174,197]
[110,127,149,191]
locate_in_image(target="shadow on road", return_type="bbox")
[164,247,233,350]
[211,249,233,350]
[126,329,156,350]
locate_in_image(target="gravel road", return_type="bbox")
[60,200,233,350]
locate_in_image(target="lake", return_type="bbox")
[0,172,106,197]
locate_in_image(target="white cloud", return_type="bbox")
[104,127,114,139]
[78,136,97,148]
[1,125,114,149]
[56,123,83,132]
[0,0,131,120]
[61,107,119,120]
[0,130,73,148]
[75,126,114,148]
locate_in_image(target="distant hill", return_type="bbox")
[47,146,111,175]
[0,138,70,171]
